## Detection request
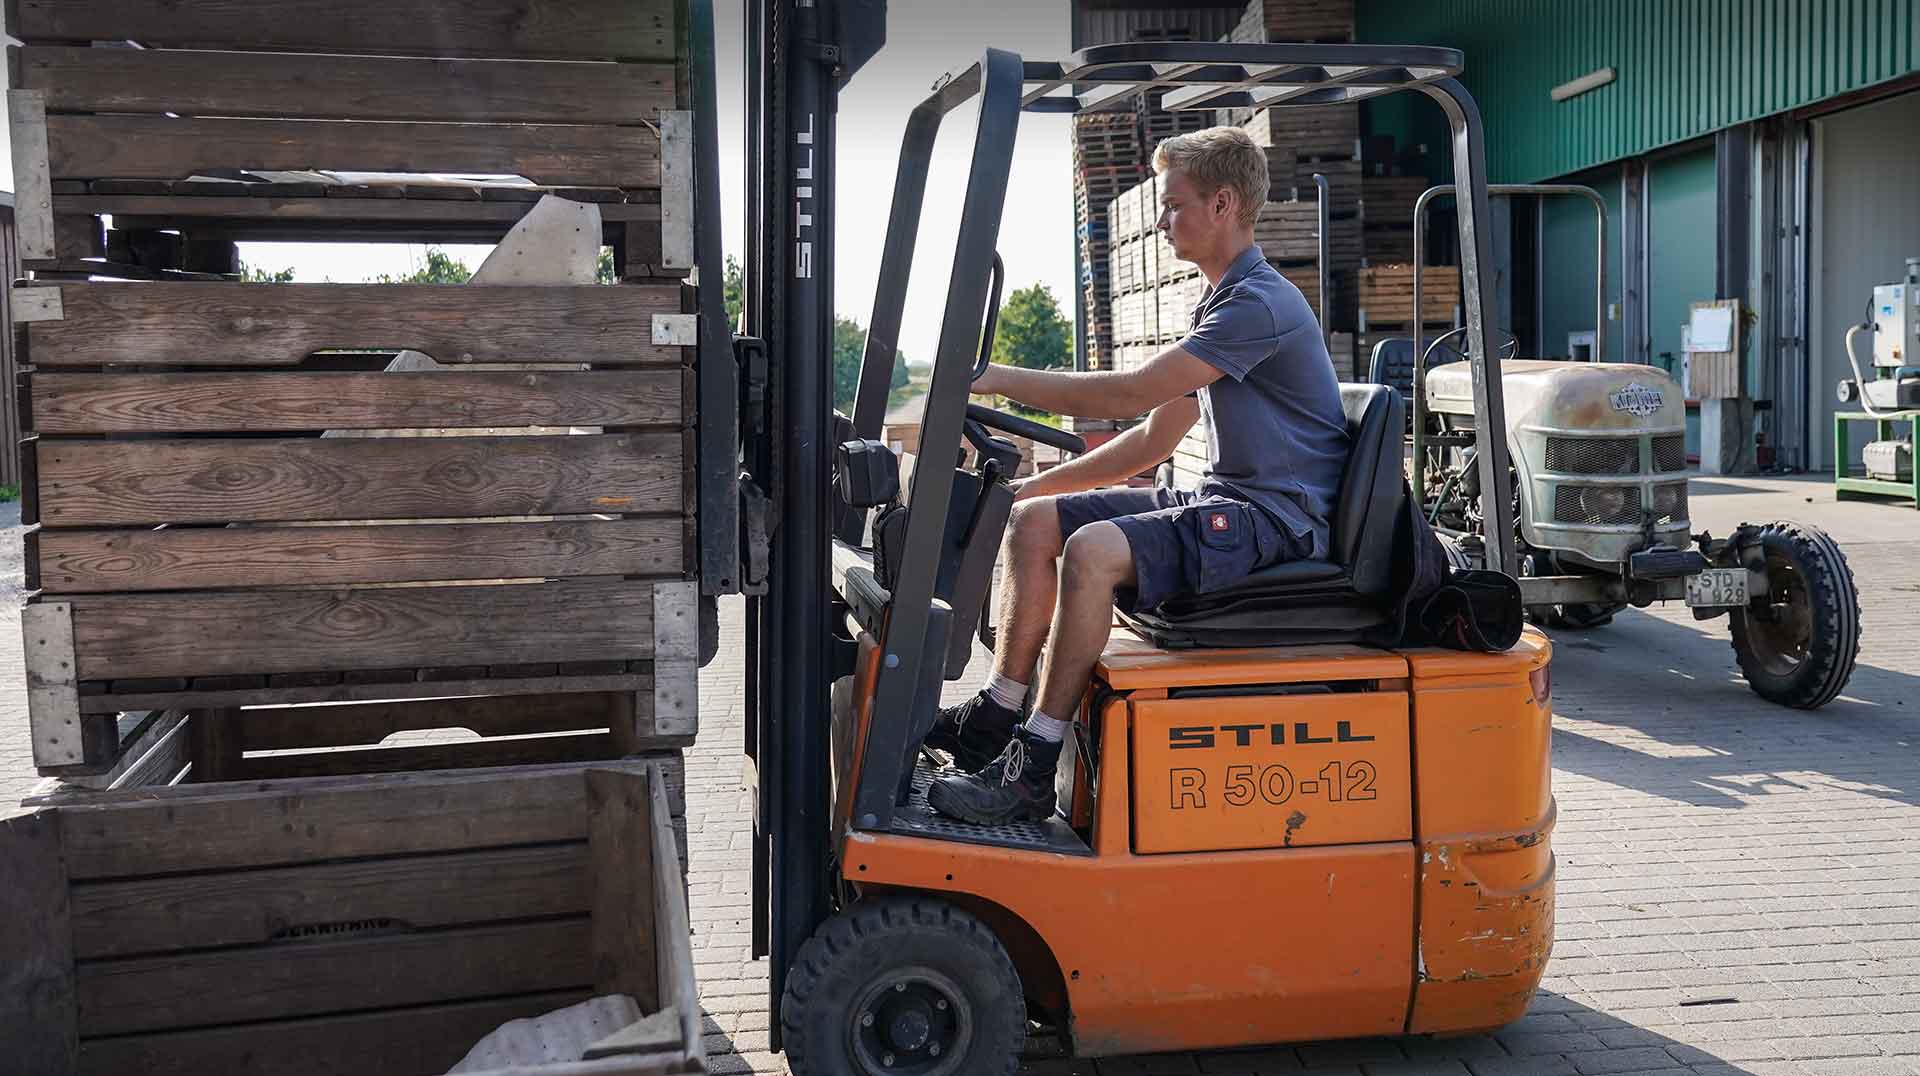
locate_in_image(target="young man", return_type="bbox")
[924,125,1351,826]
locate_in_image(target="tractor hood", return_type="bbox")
[1426,360,1686,433]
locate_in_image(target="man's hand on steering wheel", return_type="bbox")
[970,363,1010,398]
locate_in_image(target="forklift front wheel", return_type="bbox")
[782,897,1027,1076]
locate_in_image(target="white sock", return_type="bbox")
[983,671,1028,711]
[1023,710,1070,743]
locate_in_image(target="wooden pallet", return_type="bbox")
[3,757,702,1076]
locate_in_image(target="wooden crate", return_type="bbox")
[1361,175,1431,230]
[1230,0,1356,44]
[1254,200,1362,263]
[1349,264,1463,326]
[6,0,681,271]
[14,276,701,773]
[2,758,701,1076]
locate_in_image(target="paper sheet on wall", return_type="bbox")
[1685,305,1734,352]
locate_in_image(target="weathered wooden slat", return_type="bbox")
[19,45,673,125]
[233,731,615,780]
[77,917,592,1035]
[80,672,654,715]
[237,691,634,751]
[31,370,680,434]
[50,758,682,879]
[25,281,678,367]
[76,990,594,1076]
[37,433,681,526]
[649,763,706,1071]
[65,579,659,680]
[0,811,77,1072]
[588,769,658,1012]
[70,844,587,959]
[36,518,683,592]
[47,115,658,189]
[11,0,674,61]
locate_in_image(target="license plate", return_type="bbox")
[1685,567,1749,607]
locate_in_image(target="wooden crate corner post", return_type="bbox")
[586,767,660,1014]
[0,808,77,1075]
[23,601,114,773]
[650,580,699,741]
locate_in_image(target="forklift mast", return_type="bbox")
[740,0,888,1044]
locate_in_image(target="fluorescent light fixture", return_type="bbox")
[1551,66,1615,102]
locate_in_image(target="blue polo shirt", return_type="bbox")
[1180,245,1349,558]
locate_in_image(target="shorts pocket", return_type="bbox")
[1184,502,1264,594]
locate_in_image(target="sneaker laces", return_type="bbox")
[1001,736,1027,785]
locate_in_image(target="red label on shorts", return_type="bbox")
[1209,512,1231,532]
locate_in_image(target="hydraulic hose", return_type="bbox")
[1843,322,1891,417]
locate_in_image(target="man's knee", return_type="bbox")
[1060,522,1135,589]
[1006,496,1065,560]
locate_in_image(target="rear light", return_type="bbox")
[1529,663,1552,708]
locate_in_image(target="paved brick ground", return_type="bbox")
[6,478,1920,1075]
[686,477,1920,1076]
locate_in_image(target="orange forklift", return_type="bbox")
[736,19,1554,1074]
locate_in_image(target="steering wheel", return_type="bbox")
[1420,324,1520,371]
[964,252,1088,456]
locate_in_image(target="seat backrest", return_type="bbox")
[1330,384,1406,596]
[1368,337,1416,404]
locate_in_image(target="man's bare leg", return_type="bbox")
[990,496,1065,683]
[923,496,1065,770]
[927,522,1134,825]
[1031,521,1135,724]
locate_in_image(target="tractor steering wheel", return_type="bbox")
[966,251,1087,456]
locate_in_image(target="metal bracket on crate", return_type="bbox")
[652,581,701,738]
[651,313,699,346]
[12,287,64,324]
[7,90,56,262]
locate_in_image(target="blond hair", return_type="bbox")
[1152,126,1269,226]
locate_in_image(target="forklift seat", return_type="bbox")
[1121,384,1407,648]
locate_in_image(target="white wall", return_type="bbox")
[1810,90,1920,470]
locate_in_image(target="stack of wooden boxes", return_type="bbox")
[2,3,708,1073]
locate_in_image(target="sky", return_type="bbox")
[0,3,1085,369]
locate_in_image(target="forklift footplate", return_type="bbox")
[892,763,1092,856]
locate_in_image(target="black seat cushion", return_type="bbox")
[1122,384,1408,648]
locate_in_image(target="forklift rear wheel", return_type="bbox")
[782,897,1026,1076]
[1729,521,1860,709]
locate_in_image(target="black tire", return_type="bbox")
[1728,521,1860,709]
[1536,602,1622,630]
[782,898,1026,1076]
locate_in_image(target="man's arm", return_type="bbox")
[1016,396,1200,500]
[976,346,1223,420]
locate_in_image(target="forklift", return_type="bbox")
[735,8,1555,1071]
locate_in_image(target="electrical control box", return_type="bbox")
[1875,279,1920,368]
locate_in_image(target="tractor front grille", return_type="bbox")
[1653,482,1689,525]
[1653,435,1688,472]
[1553,484,1643,526]
[1545,436,1640,475]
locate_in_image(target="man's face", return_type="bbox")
[1156,168,1230,263]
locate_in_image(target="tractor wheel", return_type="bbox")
[1537,602,1623,630]
[1728,522,1860,709]
[782,897,1026,1076]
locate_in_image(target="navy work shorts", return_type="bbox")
[1053,487,1313,613]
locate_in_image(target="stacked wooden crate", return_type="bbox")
[1350,263,1464,372]
[1073,111,1146,371]
[1360,174,1430,264]
[3,3,708,1073]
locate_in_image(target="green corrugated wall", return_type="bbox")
[1356,0,1920,183]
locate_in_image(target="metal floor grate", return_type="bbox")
[889,761,1092,856]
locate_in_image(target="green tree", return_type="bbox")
[723,256,745,329]
[832,315,909,412]
[596,247,617,284]
[990,283,1071,371]
[373,247,473,284]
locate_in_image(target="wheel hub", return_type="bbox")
[848,967,971,1075]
